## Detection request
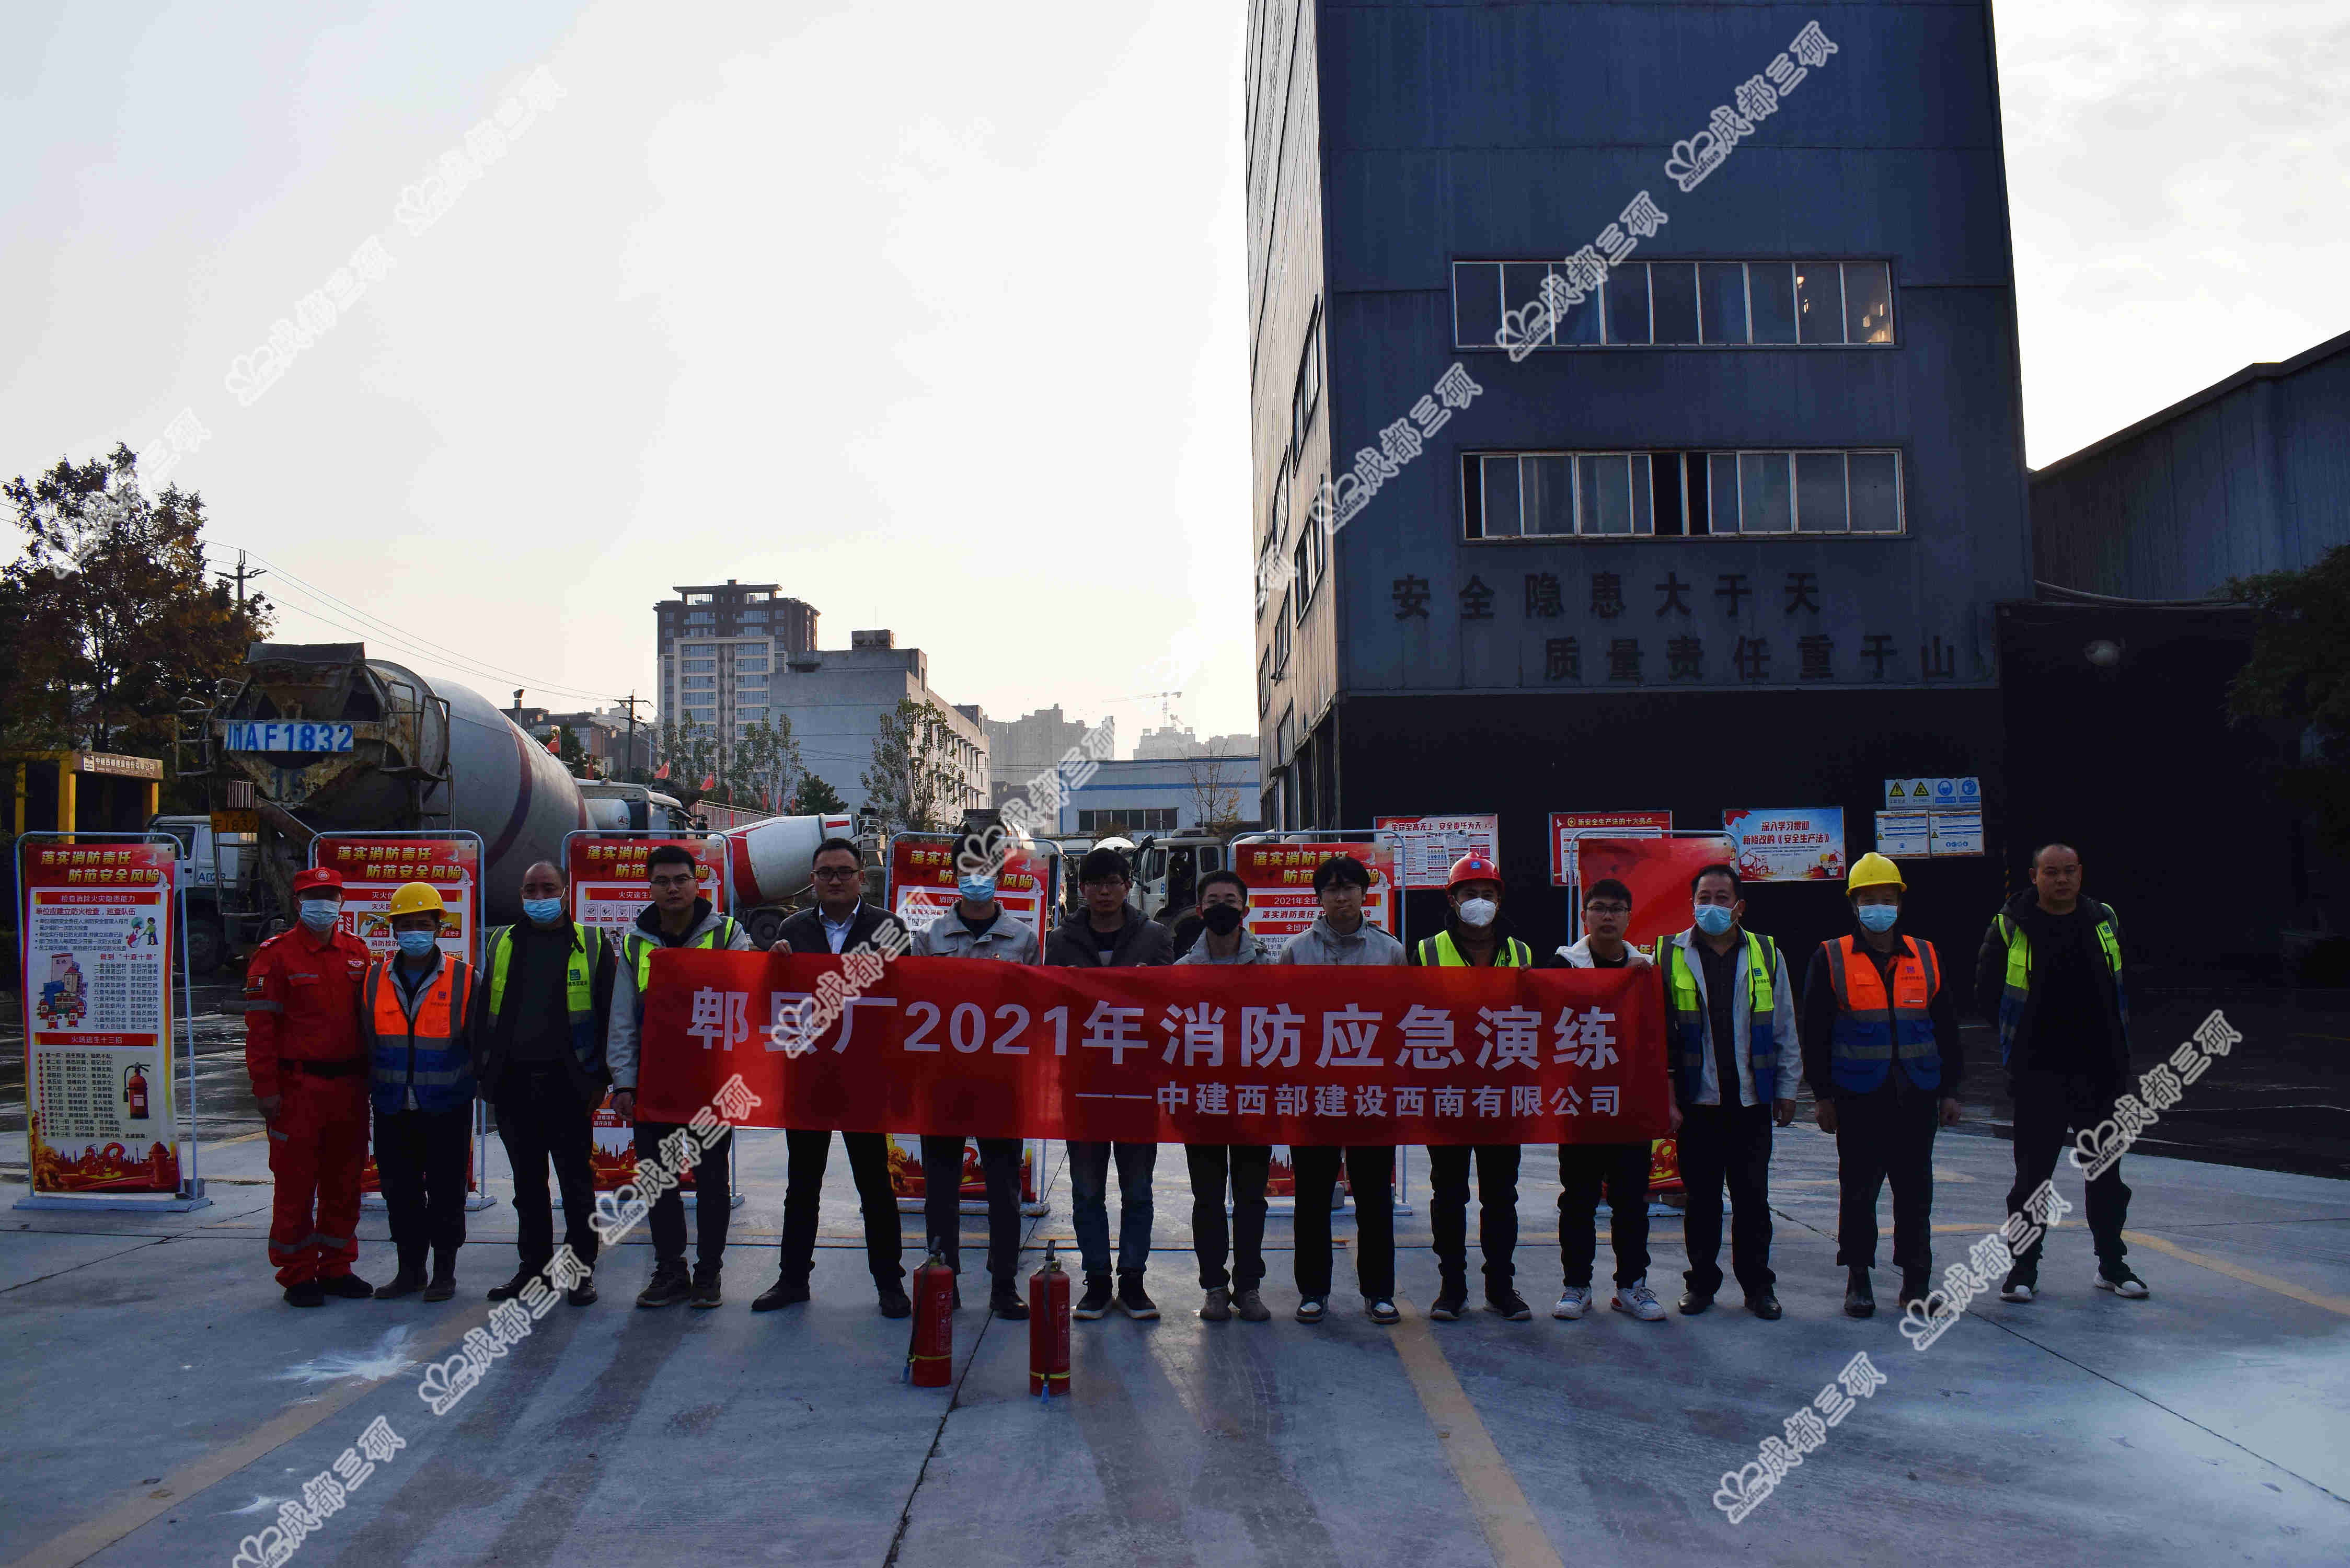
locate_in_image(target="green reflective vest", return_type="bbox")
[1655,931,1780,1103]
[1418,930,1533,967]
[486,920,609,1080]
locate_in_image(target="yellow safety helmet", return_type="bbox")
[386,881,447,918]
[1846,852,1905,895]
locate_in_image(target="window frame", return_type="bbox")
[1462,447,1905,540]
[1450,258,1898,351]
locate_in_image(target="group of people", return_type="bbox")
[247,834,2148,1327]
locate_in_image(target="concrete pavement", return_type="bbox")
[1,1120,2345,1566]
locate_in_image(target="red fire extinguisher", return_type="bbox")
[1029,1240,1070,1401]
[905,1242,954,1388]
[123,1065,150,1122]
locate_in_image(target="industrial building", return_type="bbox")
[1058,756,1264,838]
[985,705,1109,809]
[1248,0,2030,959]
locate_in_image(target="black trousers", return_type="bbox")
[1427,1144,1520,1288]
[1678,1102,1776,1297]
[493,1066,601,1271]
[780,1129,903,1287]
[1293,1145,1395,1301]
[374,1104,470,1273]
[919,1135,1023,1284]
[1835,1078,1939,1274]
[2006,1069,2132,1267]
[636,1120,731,1277]
[1185,1144,1272,1292]
[1559,1140,1652,1289]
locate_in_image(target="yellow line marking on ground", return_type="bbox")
[212,1130,268,1146]
[1388,1300,1566,1568]
[2122,1231,2350,1319]
[7,1309,479,1568]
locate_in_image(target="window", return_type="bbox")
[683,644,715,656]
[685,707,716,722]
[1258,648,1273,713]
[1307,475,1327,582]
[681,675,716,690]
[1292,536,1310,619]
[1272,594,1292,673]
[736,658,768,673]
[1453,260,1896,349]
[1464,449,1903,538]
[1079,808,1179,834]
[681,659,716,673]
[1291,308,1321,454]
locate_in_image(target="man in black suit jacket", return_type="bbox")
[751,838,917,1318]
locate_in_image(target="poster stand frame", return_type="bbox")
[557,826,743,1209]
[312,829,498,1214]
[13,829,212,1213]
[883,829,1058,1217]
[1242,825,1415,1216]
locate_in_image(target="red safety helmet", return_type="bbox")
[1445,854,1502,892]
[291,866,345,897]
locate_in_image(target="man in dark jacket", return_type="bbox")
[755,837,916,1318]
[475,860,613,1307]
[1974,843,2146,1302]
[1799,854,1962,1319]
[1045,847,1175,1321]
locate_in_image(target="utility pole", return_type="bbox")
[618,692,647,782]
[215,548,266,607]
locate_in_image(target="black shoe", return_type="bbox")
[636,1267,692,1309]
[876,1283,913,1319]
[487,1268,541,1302]
[319,1272,375,1300]
[1898,1271,1930,1311]
[1845,1266,1876,1319]
[752,1276,810,1312]
[1117,1272,1158,1320]
[990,1284,1029,1320]
[567,1269,598,1307]
[1999,1266,2037,1304]
[374,1270,426,1300]
[285,1281,327,1308]
[1485,1288,1533,1322]
[1429,1281,1468,1322]
[1677,1289,1714,1316]
[422,1271,457,1304]
[1074,1275,1113,1321]
[1746,1293,1783,1320]
[689,1272,723,1310]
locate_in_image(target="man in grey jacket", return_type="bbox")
[1174,870,1275,1322]
[604,844,756,1310]
[1277,854,1407,1325]
[1045,847,1176,1320]
[908,856,1039,1319]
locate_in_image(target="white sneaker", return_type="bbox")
[1553,1286,1592,1320]
[1999,1271,2035,1304]
[1611,1280,1667,1322]
[2095,1264,2149,1299]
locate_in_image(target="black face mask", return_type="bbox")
[1201,904,1246,936]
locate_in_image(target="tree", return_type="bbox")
[2228,546,2350,851]
[791,773,848,816]
[1182,744,1247,837]
[3,445,270,754]
[553,722,590,776]
[861,697,964,835]
[730,716,803,812]
[654,715,717,797]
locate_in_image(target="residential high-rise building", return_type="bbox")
[653,581,819,740]
[984,706,1109,807]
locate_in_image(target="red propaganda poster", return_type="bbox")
[1232,841,1396,957]
[1573,835,1736,951]
[316,837,478,961]
[636,954,1669,1147]
[19,840,180,1193]
[1549,812,1672,886]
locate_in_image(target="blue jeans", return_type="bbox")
[1067,1140,1156,1277]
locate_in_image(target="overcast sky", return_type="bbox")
[4,2,2344,748]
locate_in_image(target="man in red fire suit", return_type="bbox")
[244,866,375,1307]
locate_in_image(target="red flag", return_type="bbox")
[545,730,561,753]
[654,762,671,780]
[699,774,716,791]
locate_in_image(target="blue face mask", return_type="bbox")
[395,929,439,958]
[1692,903,1736,937]
[522,897,566,926]
[1856,903,1900,933]
[958,876,997,903]
[298,900,339,933]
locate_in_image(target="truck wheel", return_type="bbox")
[748,910,786,951]
[184,921,224,977]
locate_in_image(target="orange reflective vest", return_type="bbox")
[361,956,476,1115]
[1823,935,1941,1093]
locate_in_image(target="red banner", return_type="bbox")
[636,953,1667,1145]
[1572,835,1735,951]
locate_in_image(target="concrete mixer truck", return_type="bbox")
[189,642,847,963]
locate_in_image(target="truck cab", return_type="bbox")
[149,813,267,975]
[577,781,696,835]
[1133,834,1231,924]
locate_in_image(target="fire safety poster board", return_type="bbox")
[1232,841,1397,956]
[1722,809,1847,883]
[1549,812,1673,886]
[316,837,478,961]
[885,838,1054,954]
[19,840,180,1194]
[1373,814,1500,890]
[568,836,724,935]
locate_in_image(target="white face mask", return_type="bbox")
[1457,897,1498,928]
